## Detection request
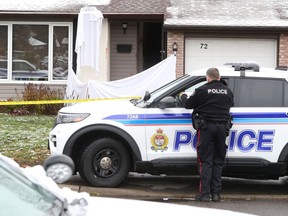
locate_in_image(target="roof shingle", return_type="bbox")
[164,0,288,27]
[0,0,110,14]
[1,0,288,28]
[0,0,170,15]
[99,0,170,14]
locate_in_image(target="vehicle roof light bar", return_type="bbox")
[224,62,260,72]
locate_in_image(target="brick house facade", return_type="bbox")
[167,31,184,78]
[279,33,288,67]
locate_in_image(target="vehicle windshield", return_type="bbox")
[0,159,63,216]
[135,74,192,106]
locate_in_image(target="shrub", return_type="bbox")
[22,83,64,115]
[0,98,18,114]
[1,83,64,115]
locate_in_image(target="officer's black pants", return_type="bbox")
[196,122,227,196]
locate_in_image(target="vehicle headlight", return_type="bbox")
[56,113,90,124]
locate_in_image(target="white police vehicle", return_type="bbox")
[48,63,288,187]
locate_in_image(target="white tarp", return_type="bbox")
[75,6,103,75]
[65,54,176,99]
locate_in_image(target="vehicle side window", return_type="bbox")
[173,80,207,108]
[184,80,207,95]
[234,78,284,107]
[285,80,288,106]
[171,78,231,108]
[184,78,230,95]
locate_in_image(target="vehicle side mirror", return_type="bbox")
[43,154,75,184]
[143,91,151,101]
[158,96,175,109]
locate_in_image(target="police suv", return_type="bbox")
[49,63,288,187]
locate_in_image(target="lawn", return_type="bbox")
[0,113,55,167]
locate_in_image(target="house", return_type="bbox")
[0,0,288,100]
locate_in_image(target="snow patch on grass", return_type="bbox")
[0,114,55,166]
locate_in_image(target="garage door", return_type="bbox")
[185,38,277,73]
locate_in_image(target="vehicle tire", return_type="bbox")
[79,138,130,187]
[77,147,89,182]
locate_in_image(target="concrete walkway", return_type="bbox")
[59,173,288,201]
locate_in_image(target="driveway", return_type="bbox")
[61,173,288,201]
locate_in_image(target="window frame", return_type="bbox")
[0,21,73,84]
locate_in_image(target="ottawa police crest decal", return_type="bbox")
[150,128,169,152]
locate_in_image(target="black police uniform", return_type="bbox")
[183,79,234,199]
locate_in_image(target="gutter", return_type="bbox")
[163,24,288,32]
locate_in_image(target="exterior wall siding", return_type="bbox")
[0,83,65,100]
[110,21,138,81]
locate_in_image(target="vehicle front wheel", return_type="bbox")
[79,138,130,187]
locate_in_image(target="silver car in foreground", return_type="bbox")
[0,154,254,216]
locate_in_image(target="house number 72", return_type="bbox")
[200,43,208,49]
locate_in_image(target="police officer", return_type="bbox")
[182,67,234,202]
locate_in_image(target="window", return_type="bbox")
[53,26,69,80]
[235,78,284,107]
[0,23,71,82]
[184,80,207,95]
[0,164,63,215]
[0,25,8,79]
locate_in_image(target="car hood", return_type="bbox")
[59,98,135,114]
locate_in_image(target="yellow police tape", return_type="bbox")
[0,96,141,106]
